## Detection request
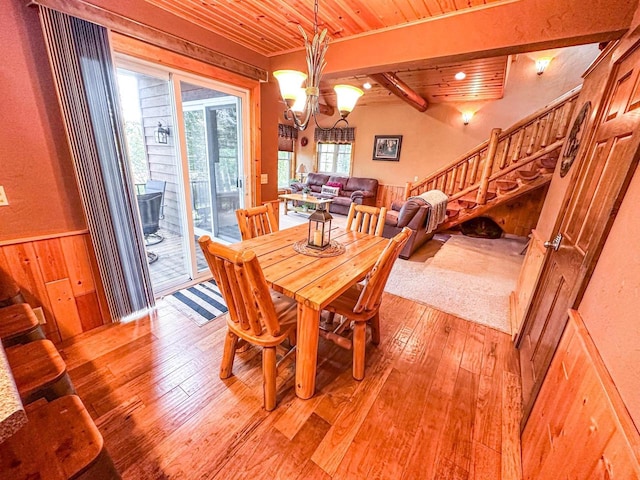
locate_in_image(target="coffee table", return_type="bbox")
[278,192,333,215]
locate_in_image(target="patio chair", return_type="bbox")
[137,191,163,263]
[235,203,278,241]
[320,227,411,380]
[144,179,166,218]
[345,203,387,237]
[198,236,297,411]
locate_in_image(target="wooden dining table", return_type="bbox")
[228,223,388,399]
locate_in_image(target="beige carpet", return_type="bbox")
[385,233,527,333]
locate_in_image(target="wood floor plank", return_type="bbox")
[332,309,445,480]
[502,371,523,480]
[400,314,470,480]
[58,291,522,479]
[310,356,395,476]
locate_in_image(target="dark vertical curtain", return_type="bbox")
[39,8,154,320]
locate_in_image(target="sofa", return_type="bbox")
[382,199,435,259]
[290,172,378,216]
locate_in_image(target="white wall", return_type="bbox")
[296,43,601,186]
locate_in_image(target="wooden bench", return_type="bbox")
[0,395,120,479]
[6,339,75,404]
[0,303,45,348]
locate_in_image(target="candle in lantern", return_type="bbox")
[313,229,322,246]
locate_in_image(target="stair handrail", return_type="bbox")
[405,85,582,200]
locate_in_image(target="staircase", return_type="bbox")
[404,86,582,231]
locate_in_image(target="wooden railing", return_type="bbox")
[404,86,581,204]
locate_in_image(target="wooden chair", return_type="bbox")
[321,227,412,380]
[6,339,76,404]
[345,203,387,237]
[198,235,297,411]
[0,395,121,479]
[0,268,26,307]
[235,203,278,241]
[0,303,45,348]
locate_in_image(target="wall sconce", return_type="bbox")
[535,57,552,75]
[462,111,474,125]
[155,122,170,144]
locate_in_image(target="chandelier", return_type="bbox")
[273,0,364,131]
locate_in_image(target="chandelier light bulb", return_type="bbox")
[334,84,364,117]
[273,70,307,106]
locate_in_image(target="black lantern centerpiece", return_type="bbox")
[307,204,332,250]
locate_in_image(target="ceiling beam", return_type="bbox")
[31,0,269,80]
[270,0,634,78]
[369,73,428,112]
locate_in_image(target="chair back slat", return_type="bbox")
[345,203,387,237]
[198,236,281,337]
[354,227,412,314]
[236,203,278,240]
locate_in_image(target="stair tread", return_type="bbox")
[516,169,540,181]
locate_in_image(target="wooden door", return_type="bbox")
[518,39,640,425]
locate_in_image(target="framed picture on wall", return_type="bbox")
[372,135,403,161]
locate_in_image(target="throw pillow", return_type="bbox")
[325,181,343,193]
[321,185,340,197]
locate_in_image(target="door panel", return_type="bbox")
[519,41,640,425]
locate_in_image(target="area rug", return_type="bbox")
[164,280,227,326]
[384,233,527,333]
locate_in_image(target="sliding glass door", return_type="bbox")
[116,58,250,295]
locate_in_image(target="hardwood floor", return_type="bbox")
[58,293,522,479]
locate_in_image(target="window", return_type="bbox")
[317,142,353,175]
[277,151,293,188]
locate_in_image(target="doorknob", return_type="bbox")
[544,233,563,251]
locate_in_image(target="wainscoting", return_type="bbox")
[521,310,640,478]
[376,184,405,209]
[0,231,110,343]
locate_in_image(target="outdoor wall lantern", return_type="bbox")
[308,204,332,250]
[155,122,170,144]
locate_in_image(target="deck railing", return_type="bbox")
[404,86,581,205]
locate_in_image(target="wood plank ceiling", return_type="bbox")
[144,0,512,104]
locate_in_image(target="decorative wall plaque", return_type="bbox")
[560,101,591,177]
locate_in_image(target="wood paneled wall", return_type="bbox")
[484,186,549,237]
[0,232,110,343]
[521,310,640,478]
[376,184,405,209]
[512,229,547,337]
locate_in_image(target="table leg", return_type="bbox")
[283,198,290,215]
[295,303,320,399]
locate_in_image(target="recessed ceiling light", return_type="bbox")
[363,82,372,90]
[455,71,466,80]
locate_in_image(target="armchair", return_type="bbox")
[382,199,435,259]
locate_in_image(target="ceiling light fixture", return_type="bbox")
[363,82,372,90]
[273,0,363,131]
[454,71,466,80]
[535,57,552,75]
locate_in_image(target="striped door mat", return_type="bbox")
[165,280,228,326]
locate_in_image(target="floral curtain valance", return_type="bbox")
[314,127,355,143]
[278,124,298,151]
